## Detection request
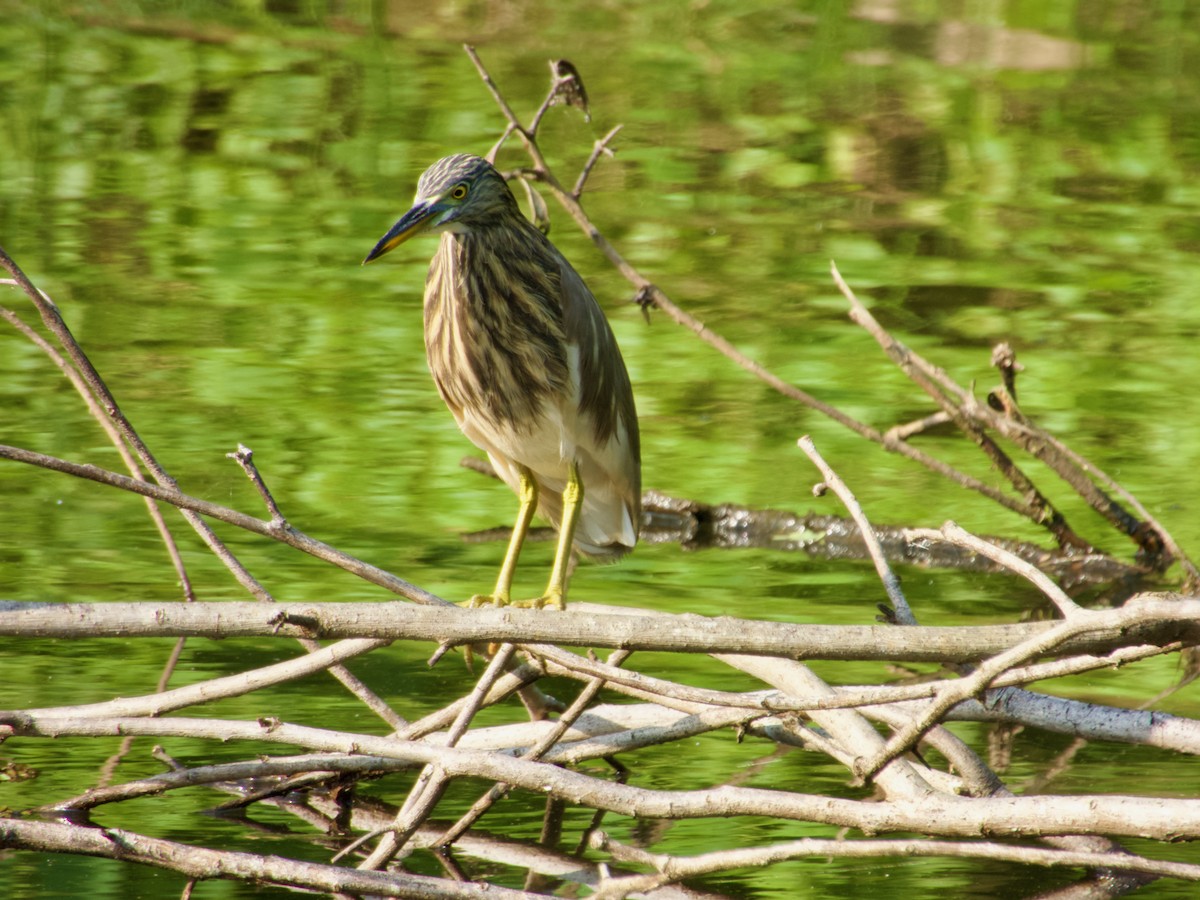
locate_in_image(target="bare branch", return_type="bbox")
[830,262,1090,551]
[0,818,540,899]
[4,599,1195,663]
[438,648,633,845]
[920,522,1080,617]
[7,712,1198,840]
[858,607,1137,778]
[590,831,1200,892]
[0,444,447,606]
[799,435,914,625]
[573,125,622,198]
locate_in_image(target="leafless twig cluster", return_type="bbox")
[2,46,1199,899]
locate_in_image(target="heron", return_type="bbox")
[364,153,640,609]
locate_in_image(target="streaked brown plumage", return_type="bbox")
[364,153,640,608]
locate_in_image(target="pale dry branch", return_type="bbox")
[16,636,387,719]
[910,522,1080,617]
[589,831,1200,896]
[859,608,1141,778]
[0,818,538,899]
[5,711,1200,841]
[712,652,935,796]
[358,643,519,869]
[798,435,914,624]
[4,599,1194,663]
[931,688,1200,754]
[438,648,633,845]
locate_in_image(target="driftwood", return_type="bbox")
[460,477,1148,590]
[2,45,1199,899]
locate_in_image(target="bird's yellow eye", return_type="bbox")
[450,183,469,200]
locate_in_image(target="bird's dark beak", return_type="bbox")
[363,202,438,264]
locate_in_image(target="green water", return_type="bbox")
[2,2,1200,897]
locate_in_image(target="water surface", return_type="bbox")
[2,3,1200,897]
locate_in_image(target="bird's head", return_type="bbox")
[363,154,516,263]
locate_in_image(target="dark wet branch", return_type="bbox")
[458,458,1148,591]
[831,264,1194,577]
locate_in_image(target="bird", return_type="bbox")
[363,153,640,610]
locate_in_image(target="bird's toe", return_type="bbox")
[464,593,510,609]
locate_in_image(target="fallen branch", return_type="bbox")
[2,599,1195,662]
[0,818,538,899]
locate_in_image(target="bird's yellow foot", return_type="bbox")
[511,590,565,611]
[462,593,510,609]
[458,594,511,671]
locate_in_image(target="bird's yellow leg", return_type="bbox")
[467,466,538,608]
[518,460,582,610]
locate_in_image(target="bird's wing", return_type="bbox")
[556,252,641,550]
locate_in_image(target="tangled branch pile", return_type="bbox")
[2,48,1198,899]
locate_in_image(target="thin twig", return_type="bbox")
[397,665,544,741]
[830,261,1091,552]
[0,248,280,602]
[227,444,285,526]
[459,51,1070,531]
[884,410,952,442]
[858,609,1118,778]
[438,649,633,845]
[0,443,447,606]
[971,395,1197,581]
[589,831,1200,893]
[19,637,388,720]
[919,522,1080,618]
[573,125,622,198]
[225,442,405,727]
[2,297,199,606]
[798,435,914,625]
[526,65,566,137]
[356,644,519,869]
